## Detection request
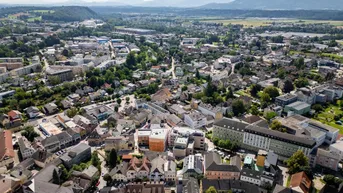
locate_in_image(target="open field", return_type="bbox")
[315,102,343,134]
[201,19,343,28]
[27,16,42,22]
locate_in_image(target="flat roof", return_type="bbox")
[149,129,167,140]
[286,101,310,111]
[39,122,62,136]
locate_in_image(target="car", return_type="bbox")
[238,149,245,153]
[101,172,104,177]
[96,181,100,187]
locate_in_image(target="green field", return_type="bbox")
[201,19,343,28]
[27,16,42,22]
[315,103,343,134]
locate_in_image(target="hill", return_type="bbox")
[0,6,98,22]
[201,0,343,10]
[42,6,98,22]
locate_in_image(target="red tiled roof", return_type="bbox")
[0,130,15,160]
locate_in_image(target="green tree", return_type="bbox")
[312,104,324,112]
[126,52,137,69]
[250,105,259,116]
[250,84,262,97]
[232,99,246,116]
[48,76,61,86]
[21,126,39,142]
[270,120,285,132]
[260,92,271,105]
[117,98,122,105]
[103,173,112,185]
[106,149,118,169]
[283,79,295,93]
[295,77,309,88]
[91,151,101,168]
[196,69,200,79]
[205,186,218,193]
[66,107,78,118]
[52,169,60,185]
[263,86,279,99]
[285,150,309,175]
[264,111,277,122]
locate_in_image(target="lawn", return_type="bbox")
[27,16,42,22]
[33,10,55,13]
[315,103,343,134]
[201,19,343,28]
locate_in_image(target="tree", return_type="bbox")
[205,186,217,193]
[263,86,279,99]
[103,173,112,185]
[21,126,39,142]
[270,120,285,132]
[260,92,271,105]
[48,76,61,86]
[294,77,309,88]
[277,68,286,79]
[91,151,101,168]
[125,97,130,103]
[66,107,78,118]
[195,69,200,79]
[250,105,259,116]
[59,164,70,182]
[264,111,277,122]
[323,174,343,187]
[117,98,122,105]
[106,149,118,169]
[285,150,309,175]
[126,52,136,69]
[52,169,60,185]
[232,99,246,116]
[312,104,324,112]
[283,79,295,93]
[250,84,262,97]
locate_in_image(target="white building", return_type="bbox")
[329,139,343,161]
[18,137,36,159]
[184,111,207,129]
[240,168,261,186]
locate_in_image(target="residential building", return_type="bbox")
[0,130,15,168]
[125,182,165,193]
[212,118,249,146]
[315,148,340,171]
[149,156,176,182]
[290,171,311,193]
[126,156,151,180]
[173,137,189,158]
[104,136,134,152]
[31,149,56,168]
[18,137,36,160]
[0,175,21,193]
[181,154,203,178]
[329,139,343,161]
[196,102,223,120]
[0,57,23,70]
[240,168,262,186]
[138,130,151,146]
[149,129,167,152]
[46,68,73,82]
[109,162,129,182]
[41,135,60,152]
[60,143,91,168]
[184,111,207,129]
[204,151,240,180]
[25,106,42,119]
[43,103,58,115]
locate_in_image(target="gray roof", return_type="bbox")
[245,125,316,147]
[241,168,262,180]
[205,151,240,172]
[55,131,72,142]
[273,184,301,193]
[214,118,249,132]
[202,179,265,193]
[183,177,199,193]
[41,135,59,146]
[82,165,99,178]
[60,143,90,162]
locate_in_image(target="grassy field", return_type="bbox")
[315,102,343,134]
[201,19,343,28]
[27,16,42,22]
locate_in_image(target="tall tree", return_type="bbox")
[286,150,309,175]
[53,169,60,185]
[107,149,118,169]
[232,99,246,116]
[263,86,280,99]
[283,80,295,93]
[205,186,218,193]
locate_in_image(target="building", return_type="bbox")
[202,179,267,193]
[46,68,73,82]
[181,154,203,178]
[149,129,167,152]
[315,148,340,171]
[39,121,62,137]
[275,94,298,107]
[204,151,240,180]
[290,172,311,193]
[60,143,91,168]
[126,156,151,180]
[0,130,15,168]
[43,103,58,115]
[18,137,36,160]
[149,156,176,182]
[115,28,156,35]
[213,118,316,159]
[284,101,311,115]
[196,102,223,120]
[240,168,262,186]
[1,110,22,128]
[329,139,343,161]
[173,137,189,158]
[184,111,207,129]
[104,136,134,152]
[0,57,23,70]
[0,175,21,193]
[25,106,42,119]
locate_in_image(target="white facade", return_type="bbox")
[243,132,271,150]
[184,112,206,129]
[329,140,343,161]
[240,174,261,186]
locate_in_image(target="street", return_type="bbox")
[97,150,109,190]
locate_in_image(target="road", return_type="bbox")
[108,41,116,59]
[97,150,109,190]
[230,62,236,75]
[166,57,176,79]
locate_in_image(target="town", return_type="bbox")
[0,5,343,193]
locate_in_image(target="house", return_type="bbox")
[149,156,176,182]
[126,156,151,180]
[204,151,240,180]
[104,136,134,152]
[173,137,189,159]
[18,137,36,160]
[138,130,151,146]
[240,168,262,186]
[55,131,73,149]
[329,139,343,161]
[1,110,22,128]
[178,177,199,193]
[31,149,57,168]
[151,88,172,103]
[290,171,311,193]
[60,143,91,169]
[125,181,165,193]
[84,105,113,121]
[73,115,96,133]
[88,127,111,146]
[43,103,58,115]
[0,175,21,193]
[273,184,301,193]
[109,162,129,182]
[40,135,60,152]
[181,154,203,178]
[25,106,42,119]
[0,130,15,168]
[184,111,207,129]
